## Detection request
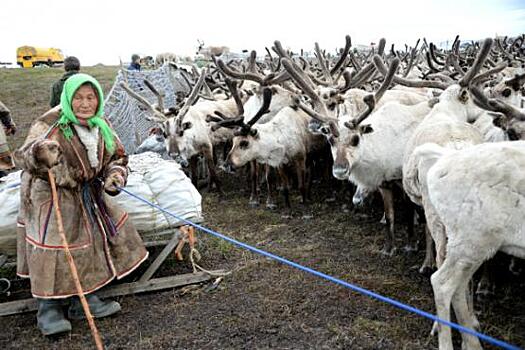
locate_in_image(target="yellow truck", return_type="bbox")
[16,46,64,68]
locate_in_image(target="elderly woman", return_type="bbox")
[14,73,148,336]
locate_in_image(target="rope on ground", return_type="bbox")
[177,225,231,277]
[0,278,10,295]
[118,186,521,350]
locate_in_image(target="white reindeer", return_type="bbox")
[196,39,230,60]
[122,70,246,195]
[402,39,498,275]
[284,54,432,254]
[222,86,325,211]
[413,141,525,350]
[155,52,177,67]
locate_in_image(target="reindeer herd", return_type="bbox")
[122,34,525,350]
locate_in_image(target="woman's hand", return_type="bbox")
[104,172,125,194]
[34,140,62,169]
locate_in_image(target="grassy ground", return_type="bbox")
[0,66,524,349]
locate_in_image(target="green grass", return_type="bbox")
[0,66,119,149]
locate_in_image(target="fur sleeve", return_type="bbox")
[13,121,53,174]
[103,138,129,186]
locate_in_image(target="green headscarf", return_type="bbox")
[58,73,116,154]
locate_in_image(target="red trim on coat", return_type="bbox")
[25,234,91,250]
[115,213,128,230]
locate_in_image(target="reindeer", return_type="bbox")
[284,54,434,255]
[221,90,325,213]
[121,70,247,196]
[213,51,307,208]
[210,66,325,213]
[415,140,525,350]
[155,52,177,67]
[196,39,230,60]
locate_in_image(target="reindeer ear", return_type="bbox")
[459,88,469,102]
[206,114,223,123]
[359,124,374,134]
[492,114,508,130]
[501,88,512,97]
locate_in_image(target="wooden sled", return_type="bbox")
[0,224,223,317]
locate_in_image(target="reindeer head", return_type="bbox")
[283,52,399,181]
[121,69,209,166]
[490,73,525,107]
[419,38,499,123]
[471,81,525,141]
[212,86,273,169]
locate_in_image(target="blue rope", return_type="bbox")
[101,187,525,348]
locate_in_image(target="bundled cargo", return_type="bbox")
[0,152,202,256]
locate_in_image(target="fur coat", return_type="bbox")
[14,108,148,299]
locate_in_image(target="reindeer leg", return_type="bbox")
[265,165,277,210]
[189,156,199,188]
[420,201,444,275]
[419,225,437,276]
[295,157,307,205]
[475,260,496,302]
[203,147,224,198]
[296,157,313,220]
[322,146,337,203]
[431,251,483,350]
[248,161,259,207]
[452,276,483,350]
[379,185,395,256]
[278,165,292,218]
[404,199,418,252]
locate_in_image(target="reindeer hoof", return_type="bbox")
[266,203,277,210]
[509,259,523,276]
[430,321,439,336]
[324,196,336,203]
[419,265,435,277]
[379,246,395,256]
[476,283,495,302]
[402,244,418,253]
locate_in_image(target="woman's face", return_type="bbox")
[72,84,99,119]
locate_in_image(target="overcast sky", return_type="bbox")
[1,0,524,66]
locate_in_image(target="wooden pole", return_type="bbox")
[48,170,104,350]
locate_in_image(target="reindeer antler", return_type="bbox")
[120,82,168,123]
[143,79,165,113]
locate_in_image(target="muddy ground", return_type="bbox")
[0,67,524,349]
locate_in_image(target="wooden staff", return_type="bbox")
[48,170,104,350]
